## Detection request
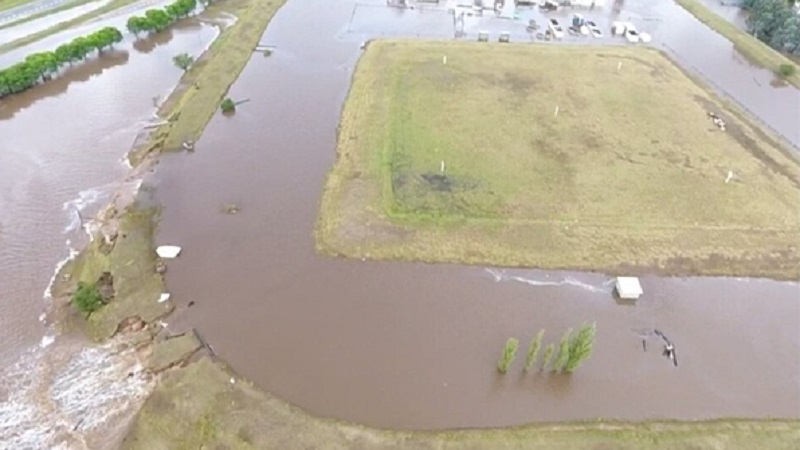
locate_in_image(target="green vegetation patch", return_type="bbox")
[674,0,800,88]
[123,357,800,450]
[316,41,800,279]
[130,0,286,164]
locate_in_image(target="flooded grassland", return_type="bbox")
[316,40,800,278]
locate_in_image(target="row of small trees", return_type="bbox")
[0,27,123,98]
[743,0,800,57]
[126,0,200,36]
[0,0,205,99]
[497,323,596,374]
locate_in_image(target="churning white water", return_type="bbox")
[0,336,154,450]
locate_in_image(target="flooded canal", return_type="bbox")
[0,19,218,447]
[152,0,800,430]
[0,0,798,443]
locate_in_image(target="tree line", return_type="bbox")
[497,323,596,375]
[744,0,800,56]
[0,27,123,98]
[126,0,203,36]
[0,0,206,99]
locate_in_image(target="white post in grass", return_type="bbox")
[441,160,445,173]
[618,61,622,70]
[554,106,559,116]
[443,55,447,65]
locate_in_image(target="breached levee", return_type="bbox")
[0,0,289,448]
[0,337,153,448]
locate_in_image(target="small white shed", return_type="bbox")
[615,277,643,300]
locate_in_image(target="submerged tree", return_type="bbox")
[220,98,236,114]
[497,337,519,374]
[541,343,555,371]
[552,328,572,372]
[564,323,597,373]
[524,329,545,372]
[173,52,195,71]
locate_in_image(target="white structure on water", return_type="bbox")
[615,276,643,300]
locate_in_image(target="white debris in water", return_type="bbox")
[40,334,56,349]
[158,293,171,303]
[486,268,615,294]
[0,339,153,449]
[62,188,110,234]
[156,245,182,259]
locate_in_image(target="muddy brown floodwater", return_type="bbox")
[0,20,218,447]
[152,0,800,430]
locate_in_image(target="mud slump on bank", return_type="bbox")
[152,0,799,430]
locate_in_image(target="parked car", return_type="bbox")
[586,20,603,37]
[625,28,640,43]
[549,18,564,39]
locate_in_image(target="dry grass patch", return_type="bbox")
[316,41,800,278]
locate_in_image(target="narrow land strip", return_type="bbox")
[129,0,286,163]
[674,0,800,88]
[122,357,800,450]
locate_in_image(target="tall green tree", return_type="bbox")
[145,9,172,31]
[524,329,545,372]
[541,343,555,371]
[497,338,519,374]
[552,328,572,372]
[172,52,195,71]
[564,323,597,373]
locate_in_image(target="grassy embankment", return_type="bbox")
[56,0,285,340]
[123,357,800,450]
[674,0,800,88]
[316,41,800,279]
[0,0,139,54]
[129,0,284,163]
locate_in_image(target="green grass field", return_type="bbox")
[122,357,800,450]
[675,0,800,88]
[316,41,800,279]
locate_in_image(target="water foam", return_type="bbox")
[62,188,112,234]
[0,339,153,449]
[42,247,80,300]
[486,268,615,294]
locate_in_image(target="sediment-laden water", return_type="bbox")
[0,17,218,448]
[153,0,800,430]
[0,0,798,445]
